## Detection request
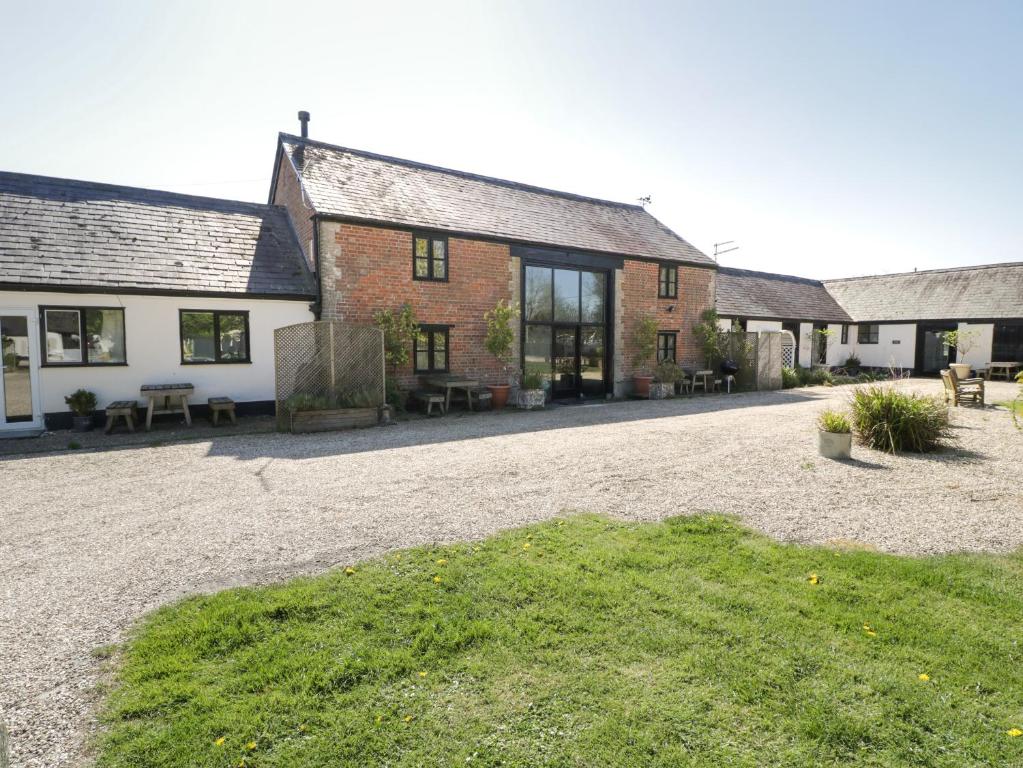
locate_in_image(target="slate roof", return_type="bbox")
[716,267,852,322]
[277,134,713,267]
[0,172,315,297]
[823,263,1023,322]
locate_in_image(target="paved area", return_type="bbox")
[1,379,1020,767]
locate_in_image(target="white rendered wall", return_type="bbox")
[825,323,916,369]
[798,322,814,367]
[0,291,312,414]
[746,319,783,333]
[957,322,994,368]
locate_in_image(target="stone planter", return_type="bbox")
[633,375,653,398]
[818,430,852,460]
[290,407,379,433]
[949,363,972,382]
[517,388,546,410]
[649,382,675,400]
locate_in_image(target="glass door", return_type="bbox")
[1,310,42,431]
[916,324,956,375]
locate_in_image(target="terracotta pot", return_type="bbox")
[633,375,653,398]
[818,430,852,460]
[488,384,510,409]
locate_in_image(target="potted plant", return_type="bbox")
[284,388,381,433]
[842,352,862,375]
[65,389,98,432]
[817,409,852,460]
[651,360,682,399]
[484,300,519,409]
[517,370,547,410]
[631,315,659,397]
[2,334,17,371]
[940,329,978,382]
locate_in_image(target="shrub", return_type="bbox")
[521,370,545,390]
[653,360,684,384]
[799,367,834,386]
[631,316,659,373]
[850,385,951,453]
[782,367,800,389]
[284,392,332,413]
[843,353,862,368]
[484,300,519,382]
[64,389,97,416]
[817,410,851,434]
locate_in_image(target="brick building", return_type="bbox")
[269,120,716,399]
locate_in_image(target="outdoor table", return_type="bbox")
[693,370,714,393]
[986,362,1020,381]
[422,374,480,412]
[140,383,194,431]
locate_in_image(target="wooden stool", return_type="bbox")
[468,386,493,410]
[208,396,237,426]
[413,390,446,416]
[104,400,139,434]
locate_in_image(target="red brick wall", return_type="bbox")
[620,261,715,376]
[326,222,514,388]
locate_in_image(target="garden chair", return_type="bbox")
[941,368,984,406]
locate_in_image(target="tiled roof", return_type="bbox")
[716,267,852,322]
[0,172,316,297]
[278,134,713,266]
[823,263,1023,322]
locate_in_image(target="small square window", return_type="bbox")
[413,233,449,281]
[413,325,450,373]
[658,264,678,299]
[657,331,677,363]
[857,324,879,344]
[180,310,250,363]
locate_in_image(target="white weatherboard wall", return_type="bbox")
[826,323,916,369]
[0,291,312,415]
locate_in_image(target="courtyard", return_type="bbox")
[1,379,1021,767]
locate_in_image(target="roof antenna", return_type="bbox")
[298,110,310,139]
[713,241,739,261]
[637,195,652,206]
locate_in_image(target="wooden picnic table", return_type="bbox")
[421,374,479,412]
[140,383,194,431]
[986,362,1020,381]
[692,369,715,393]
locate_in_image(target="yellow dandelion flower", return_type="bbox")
[866,630,877,637]
[863,624,872,632]
[344,566,356,575]
[404,715,414,723]
[375,714,383,725]
[522,542,531,550]
[918,673,930,682]
[1007,728,1023,737]
[298,723,307,732]
[418,671,427,678]
[238,761,246,768]
[526,533,532,539]
[433,575,442,583]
[808,573,819,585]
[214,736,226,746]
[246,741,257,750]
[435,558,447,565]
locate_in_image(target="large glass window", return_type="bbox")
[553,269,580,322]
[414,325,449,373]
[993,322,1023,362]
[523,325,552,387]
[581,272,605,323]
[41,306,126,365]
[413,233,448,281]
[180,310,250,364]
[525,266,553,321]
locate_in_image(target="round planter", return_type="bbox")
[72,415,94,432]
[949,363,972,382]
[633,375,653,398]
[818,430,852,460]
[517,388,546,410]
[488,384,510,410]
[649,382,675,400]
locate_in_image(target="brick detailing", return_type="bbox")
[271,155,316,271]
[619,261,715,381]
[326,223,514,389]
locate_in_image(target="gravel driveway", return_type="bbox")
[1,379,1021,767]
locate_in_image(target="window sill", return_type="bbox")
[180,360,253,365]
[40,362,129,368]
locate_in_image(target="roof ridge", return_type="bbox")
[823,261,1023,283]
[0,170,277,213]
[279,132,646,211]
[719,266,825,285]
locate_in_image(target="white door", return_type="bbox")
[1,310,43,433]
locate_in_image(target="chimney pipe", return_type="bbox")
[298,110,310,139]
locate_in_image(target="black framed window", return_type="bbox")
[857,324,879,344]
[840,324,849,344]
[658,264,678,298]
[413,233,448,281]
[657,331,677,363]
[180,310,250,364]
[993,322,1023,362]
[414,325,449,373]
[40,306,126,366]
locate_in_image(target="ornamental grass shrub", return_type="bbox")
[850,385,951,453]
[817,409,851,434]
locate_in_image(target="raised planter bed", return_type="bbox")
[649,382,675,400]
[290,407,379,433]
[517,389,546,410]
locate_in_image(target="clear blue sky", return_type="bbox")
[2,0,1020,278]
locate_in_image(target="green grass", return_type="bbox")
[97,516,1023,767]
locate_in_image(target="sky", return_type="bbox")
[1,0,1021,279]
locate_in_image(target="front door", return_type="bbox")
[916,323,957,375]
[0,310,43,432]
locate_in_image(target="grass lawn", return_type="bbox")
[97,516,1023,767]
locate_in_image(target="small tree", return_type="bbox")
[484,300,519,384]
[940,329,978,359]
[632,315,659,374]
[693,308,725,368]
[373,303,418,410]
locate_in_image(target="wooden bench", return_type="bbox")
[104,400,139,434]
[413,389,446,416]
[468,386,493,410]
[208,396,237,426]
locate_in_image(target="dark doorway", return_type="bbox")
[523,264,609,400]
[915,323,957,375]
[812,322,828,365]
